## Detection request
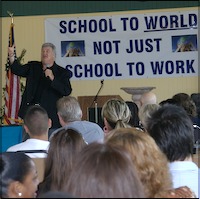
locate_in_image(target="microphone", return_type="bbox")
[89,79,104,108]
[45,64,51,79]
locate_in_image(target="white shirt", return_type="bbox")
[169,161,199,197]
[7,138,50,158]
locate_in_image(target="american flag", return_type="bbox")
[3,21,22,125]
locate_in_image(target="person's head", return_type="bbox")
[172,92,197,117]
[64,142,145,198]
[191,93,200,118]
[138,103,160,131]
[125,101,140,127]
[57,96,82,126]
[159,98,178,106]
[0,152,39,198]
[106,128,172,198]
[23,105,51,138]
[146,104,194,162]
[39,128,87,192]
[41,42,56,66]
[101,98,131,134]
[139,91,157,107]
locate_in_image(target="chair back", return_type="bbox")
[32,158,46,182]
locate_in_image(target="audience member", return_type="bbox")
[37,128,87,196]
[172,92,200,126]
[8,42,72,139]
[125,101,140,128]
[105,127,196,198]
[6,105,50,158]
[191,93,200,118]
[146,104,199,197]
[101,98,132,135]
[0,152,39,198]
[50,96,104,144]
[172,93,200,151]
[159,98,178,106]
[139,91,157,108]
[64,142,145,198]
[138,103,160,131]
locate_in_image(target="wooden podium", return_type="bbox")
[78,95,123,127]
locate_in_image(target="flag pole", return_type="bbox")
[7,11,14,24]
[3,11,23,125]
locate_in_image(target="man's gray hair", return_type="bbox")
[57,96,82,122]
[42,42,56,57]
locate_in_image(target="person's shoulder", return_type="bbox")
[82,121,104,132]
[6,142,25,152]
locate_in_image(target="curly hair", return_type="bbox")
[106,127,173,198]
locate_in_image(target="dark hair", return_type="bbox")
[172,93,197,117]
[0,152,34,198]
[146,104,194,161]
[65,142,145,198]
[24,105,49,136]
[125,101,140,127]
[159,98,178,106]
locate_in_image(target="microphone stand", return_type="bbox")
[90,80,104,123]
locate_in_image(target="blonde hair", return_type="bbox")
[101,98,131,129]
[138,103,160,130]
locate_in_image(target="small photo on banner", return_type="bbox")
[171,34,197,52]
[61,40,85,57]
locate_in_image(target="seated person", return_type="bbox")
[101,98,132,135]
[146,104,199,197]
[138,103,160,131]
[64,142,145,198]
[7,105,51,158]
[0,152,39,198]
[139,91,157,108]
[37,128,87,196]
[50,96,104,144]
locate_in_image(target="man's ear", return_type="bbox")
[23,124,29,134]
[48,118,52,129]
[57,112,65,126]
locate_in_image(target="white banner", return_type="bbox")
[45,9,198,81]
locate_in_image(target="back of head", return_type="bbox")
[24,105,49,136]
[65,142,145,198]
[191,93,200,117]
[159,98,178,106]
[0,152,34,198]
[138,103,160,130]
[146,104,194,162]
[140,92,157,107]
[106,128,172,198]
[125,101,140,127]
[101,98,131,129]
[40,128,87,192]
[57,96,82,123]
[172,92,197,117]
